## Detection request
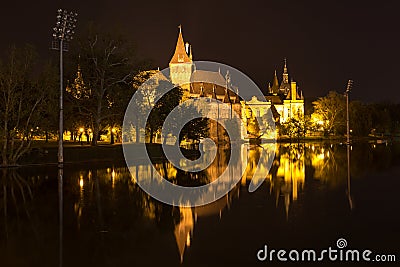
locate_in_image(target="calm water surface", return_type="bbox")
[0,142,399,266]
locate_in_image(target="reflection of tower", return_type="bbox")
[169,25,193,93]
[274,144,305,218]
[173,192,240,263]
[174,207,194,263]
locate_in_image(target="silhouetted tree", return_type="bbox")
[67,22,145,145]
[0,45,47,166]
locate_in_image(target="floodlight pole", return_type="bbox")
[58,30,65,167]
[53,9,77,167]
[345,79,353,210]
[345,80,353,145]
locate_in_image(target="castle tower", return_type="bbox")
[169,26,193,88]
[283,58,289,83]
[279,58,291,94]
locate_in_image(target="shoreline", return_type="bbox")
[2,137,397,168]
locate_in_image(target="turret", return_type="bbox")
[169,25,193,86]
[283,58,289,84]
[271,70,279,95]
[279,58,291,94]
[291,81,297,100]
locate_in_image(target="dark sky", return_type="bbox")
[1,0,399,102]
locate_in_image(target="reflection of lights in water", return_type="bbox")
[317,153,325,160]
[272,144,305,218]
[186,233,191,247]
[312,145,315,151]
[111,169,116,188]
[327,151,330,157]
[76,173,85,230]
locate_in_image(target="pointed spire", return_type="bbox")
[189,45,193,60]
[271,70,280,94]
[170,25,192,64]
[284,58,287,73]
[225,70,231,87]
[282,58,289,84]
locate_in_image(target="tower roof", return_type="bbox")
[271,70,280,94]
[286,84,302,100]
[280,58,290,93]
[170,26,192,64]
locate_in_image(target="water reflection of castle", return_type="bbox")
[71,143,337,263]
[242,144,305,218]
[129,143,308,261]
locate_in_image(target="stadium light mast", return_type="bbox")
[52,9,77,167]
[345,79,354,210]
[345,79,353,145]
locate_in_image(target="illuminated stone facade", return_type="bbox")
[168,27,305,139]
[265,59,305,123]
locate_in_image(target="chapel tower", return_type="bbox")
[169,25,193,88]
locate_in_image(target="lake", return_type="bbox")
[0,142,399,266]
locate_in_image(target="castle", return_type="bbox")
[168,26,305,139]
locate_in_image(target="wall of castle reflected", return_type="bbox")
[0,142,398,265]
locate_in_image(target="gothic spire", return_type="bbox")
[170,25,192,64]
[282,58,289,84]
[271,70,280,95]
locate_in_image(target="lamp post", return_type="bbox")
[52,9,77,167]
[345,80,353,145]
[345,79,354,210]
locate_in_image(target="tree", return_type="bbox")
[35,61,59,142]
[312,91,346,135]
[146,84,182,143]
[280,118,306,140]
[67,23,145,145]
[349,101,373,136]
[0,45,47,166]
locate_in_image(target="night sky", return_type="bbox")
[1,0,399,102]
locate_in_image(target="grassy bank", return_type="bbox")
[18,142,198,166]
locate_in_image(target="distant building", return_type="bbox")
[66,62,91,99]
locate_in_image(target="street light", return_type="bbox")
[345,79,353,145]
[345,79,354,210]
[52,9,78,167]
